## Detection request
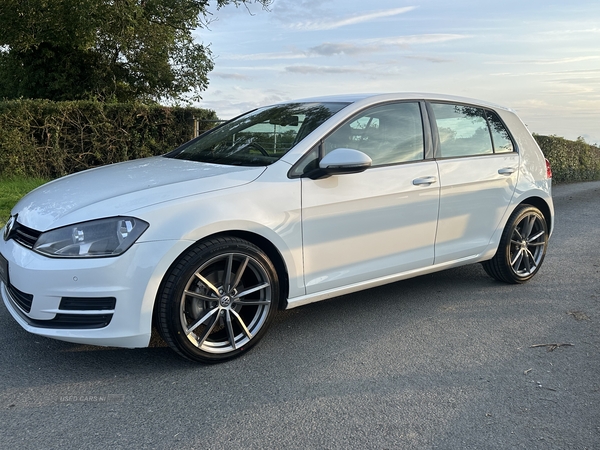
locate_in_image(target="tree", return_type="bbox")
[0,0,271,102]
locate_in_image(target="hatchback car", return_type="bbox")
[1,93,553,363]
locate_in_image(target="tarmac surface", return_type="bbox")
[1,181,599,449]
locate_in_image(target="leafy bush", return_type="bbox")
[1,100,598,184]
[534,135,600,183]
[0,99,217,178]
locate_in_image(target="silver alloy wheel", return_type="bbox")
[482,205,548,284]
[179,252,272,354]
[508,212,546,277]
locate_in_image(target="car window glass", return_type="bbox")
[168,102,348,167]
[323,102,424,166]
[432,103,493,157]
[487,111,514,153]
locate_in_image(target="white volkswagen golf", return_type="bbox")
[1,93,553,363]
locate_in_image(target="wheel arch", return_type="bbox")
[218,230,290,311]
[517,196,553,233]
[153,230,291,318]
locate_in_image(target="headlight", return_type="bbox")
[33,217,149,258]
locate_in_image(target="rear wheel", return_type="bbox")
[156,237,279,363]
[482,205,548,284]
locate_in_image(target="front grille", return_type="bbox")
[60,297,116,311]
[10,222,41,249]
[7,284,34,313]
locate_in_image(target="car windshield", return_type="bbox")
[167,102,349,166]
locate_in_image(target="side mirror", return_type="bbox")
[317,148,372,177]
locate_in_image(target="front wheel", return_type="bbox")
[482,205,548,284]
[156,237,279,363]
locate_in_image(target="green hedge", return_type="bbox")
[0,99,217,178]
[1,100,598,184]
[534,135,600,183]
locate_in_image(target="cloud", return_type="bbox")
[289,7,417,31]
[221,51,307,61]
[307,43,380,56]
[538,28,600,35]
[285,65,368,75]
[308,34,469,56]
[488,56,600,65]
[519,56,600,65]
[549,77,600,86]
[220,34,469,61]
[374,34,469,46]
[403,55,452,63]
[211,72,251,80]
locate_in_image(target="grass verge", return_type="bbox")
[0,177,49,228]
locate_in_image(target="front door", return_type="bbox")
[301,101,440,294]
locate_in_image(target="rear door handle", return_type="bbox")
[412,176,437,186]
[498,167,516,175]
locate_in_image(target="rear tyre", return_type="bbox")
[482,205,548,284]
[156,237,279,363]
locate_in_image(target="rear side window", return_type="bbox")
[431,103,515,157]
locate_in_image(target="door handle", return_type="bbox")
[412,176,437,186]
[498,167,516,175]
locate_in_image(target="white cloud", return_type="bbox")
[307,43,380,56]
[289,6,417,31]
[403,55,452,63]
[373,34,469,46]
[221,34,469,61]
[519,56,600,65]
[284,65,369,75]
[201,87,291,116]
[221,51,307,61]
[211,72,252,80]
[538,27,600,35]
[308,34,469,56]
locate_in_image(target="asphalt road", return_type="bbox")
[1,181,599,450]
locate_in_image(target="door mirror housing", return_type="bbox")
[307,148,372,179]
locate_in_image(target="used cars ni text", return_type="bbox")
[1,93,553,363]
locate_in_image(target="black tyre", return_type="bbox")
[156,237,279,363]
[482,205,548,284]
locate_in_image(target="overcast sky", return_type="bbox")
[196,0,600,144]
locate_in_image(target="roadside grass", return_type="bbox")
[0,177,49,228]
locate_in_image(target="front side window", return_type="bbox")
[323,102,424,166]
[168,102,348,166]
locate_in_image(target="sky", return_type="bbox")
[194,0,600,144]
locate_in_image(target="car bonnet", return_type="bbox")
[11,157,266,231]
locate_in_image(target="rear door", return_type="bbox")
[428,102,519,264]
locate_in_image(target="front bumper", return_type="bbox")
[1,236,192,348]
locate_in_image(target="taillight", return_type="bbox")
[545,158,552,179]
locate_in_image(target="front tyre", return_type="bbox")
[483,205,548,284]
[156,237,279,363]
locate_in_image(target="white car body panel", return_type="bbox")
[14,157,266,231]
[0,92,554,350]
[434,152,520,264]
[301,161,439,293]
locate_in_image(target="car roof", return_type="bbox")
[284,93,513,112]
